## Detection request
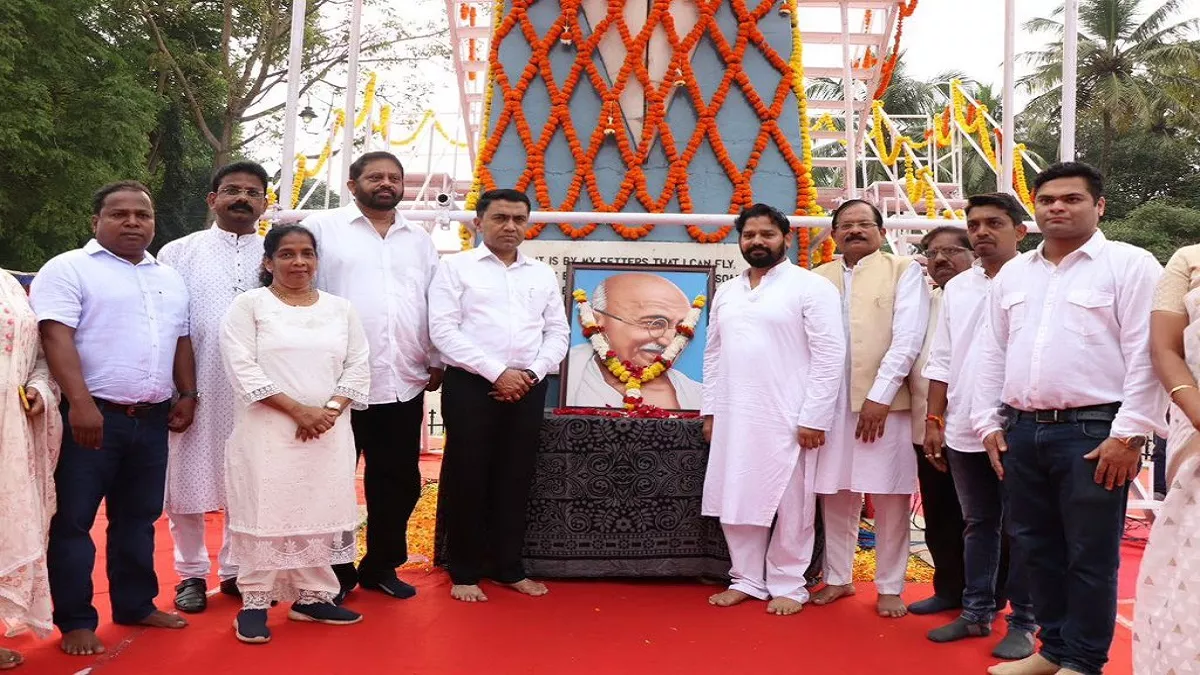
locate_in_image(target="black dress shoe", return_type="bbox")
[174,578,208,614]
[219,578,241,598]
[360,575,417,600]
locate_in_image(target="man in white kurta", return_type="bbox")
[702,204,845,616]
[157,162,268,613]
[811,200,929,619]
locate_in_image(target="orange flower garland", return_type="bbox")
[471,0,819,244]
[797,226,810,268]
[873,0,918,100]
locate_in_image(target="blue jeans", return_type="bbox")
[947,447,1035,631]
[1003,415,1128,675]
[48,401,171,632]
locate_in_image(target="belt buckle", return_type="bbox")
[1034,409,1061,424]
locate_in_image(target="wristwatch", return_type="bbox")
[1116,435,1147,450]
[523,369,539,384]
[325,400,344,413]
[179,391,199,401]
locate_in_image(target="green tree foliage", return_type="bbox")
[0,0,161,271]
[1102,201,1200,262]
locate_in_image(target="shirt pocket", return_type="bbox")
[1000,291,1027,334]
[1064,289,1114,338]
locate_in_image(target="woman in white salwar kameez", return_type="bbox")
[219,225,370,644]
[0,272,61,670]
[1137,244,1200,674]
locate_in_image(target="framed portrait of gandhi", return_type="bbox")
[561,262,716,411]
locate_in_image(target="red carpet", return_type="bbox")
[8,459,1139,675]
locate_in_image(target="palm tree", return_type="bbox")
[1019,0,1200,173]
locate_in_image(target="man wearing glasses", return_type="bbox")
[564,272,704,409]
[157,161,270,613]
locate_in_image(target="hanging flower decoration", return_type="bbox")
[470,0,822,243]
[572,288,706,410]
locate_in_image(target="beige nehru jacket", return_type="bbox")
[909,286,942,438]
[814,250,915,413]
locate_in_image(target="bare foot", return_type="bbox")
[450,584,489,602]
[503,579,548,597]
[766,597,804,616]
[60,629,105,656]
[138,610,188,629]
[877,594,907,618]
[986,653,1059,675]
[0,647,23,669]
[708,589,753,607]
[810,583,856,606]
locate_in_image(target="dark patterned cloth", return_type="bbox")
[435,413,825,580]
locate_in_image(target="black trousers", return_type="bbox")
[915,444,966,602]
[438,367,546,585]
[49,401,170,632]
[333,396,425,588]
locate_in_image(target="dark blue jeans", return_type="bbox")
[1003,415,1128,675]
[48,401,170,633]
[948,447,1035,631]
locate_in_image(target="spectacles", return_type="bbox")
[925,245,970,260]
[594,309,671,338]
[217,186,266,199]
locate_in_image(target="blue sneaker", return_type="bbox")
[287,602,363,625]
[234,609,271,644]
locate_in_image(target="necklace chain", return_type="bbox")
[269,284,316,306]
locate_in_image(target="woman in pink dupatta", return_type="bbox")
[1139,244,1200,674]
[0,271,61,670]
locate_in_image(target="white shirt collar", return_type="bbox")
[208,223,262,243]
[84,238,157,266]
[471,243,531,267]
[1033,229,1106,262]
[344,201,415,234]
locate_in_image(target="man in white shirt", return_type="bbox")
[32,181,194,656]
[429,189,569,603]
[971,163,1166,675]
[301,151,442,603]
[158,161,269,614]
[907,226,974,617]
[701,204,845,616]
[566,272,704,409]
[810,200,930,619]
[923,193,1036,661]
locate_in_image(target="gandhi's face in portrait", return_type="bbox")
[594,273,691,369]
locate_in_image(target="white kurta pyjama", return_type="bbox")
[158,226,264,515]
[219,289,369,596]
[813,262,928,496]
[701,263,845,525]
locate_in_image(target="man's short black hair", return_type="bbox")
[734,203,790,236]
[211,160,269,194]
[830,199,884,229]
[920,225,971,250]
[965,192,1026,227]
[1032,161,1104,202]
[476,188,531,219]
[348,151,404,181]
[92,181,153,216]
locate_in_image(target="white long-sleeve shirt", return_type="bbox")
[922,263,991,453]
[303,204,440,404]
[970,231,1167,440]
[428,245,569,383]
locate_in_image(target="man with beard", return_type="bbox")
[32,181,194,656]
[301,151,442,603]
[811,199,929,619]
[924,193,1035,661]
[972,163,1164,675]
[564,272,703,409]
[906,226,974,617]
[158,161,270,613]
[701,203,844,616]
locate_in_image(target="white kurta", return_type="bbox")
[158,226,264,514]
[701,263,845,526]
[219,289,370,573]
[565,343,705,409]
[814,262,928,495]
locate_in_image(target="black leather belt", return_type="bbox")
[94,398,170,418]
[1004,403,1120,424]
